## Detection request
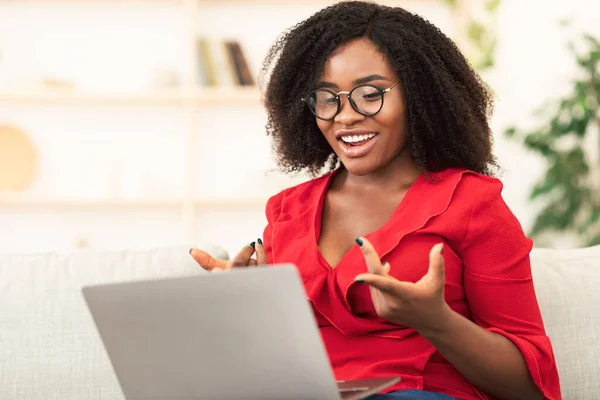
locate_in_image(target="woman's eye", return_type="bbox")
[362,92,382,101]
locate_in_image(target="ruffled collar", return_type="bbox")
[271,167,473,336]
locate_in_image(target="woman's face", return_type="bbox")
[314,38,409,176]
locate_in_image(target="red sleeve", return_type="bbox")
[459,178,562,400]
[262,190,284,264]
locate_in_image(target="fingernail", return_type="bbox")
[189,248,194,255]
[439,243,444,254]
[355,279,365,284]
[257,238,263,246]
[355,237,364,247]
[250,242,256,249]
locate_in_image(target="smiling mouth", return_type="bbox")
[339,132,378,146]
[336,132,379,158]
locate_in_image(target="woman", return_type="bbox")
[190,1,561,399]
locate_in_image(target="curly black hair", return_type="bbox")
[259,0,499,177]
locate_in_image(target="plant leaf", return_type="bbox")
[530,176,558,200]
[467,21,486,45]
[586,231,600,246]
[523,132,557,156]
[529,201,573,237]
[504,127,517,137]
[485,0,502,12]
[579,206,600,234]
[584,33,600,50]
[559,18,572,27]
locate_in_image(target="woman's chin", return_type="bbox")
[339,156,380,177]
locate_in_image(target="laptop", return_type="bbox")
[82,264,400,400]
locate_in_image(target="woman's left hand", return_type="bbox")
[354,237,453,335]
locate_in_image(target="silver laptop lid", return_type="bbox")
[82,265,341,400]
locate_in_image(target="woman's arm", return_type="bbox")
[451,177,561,399]
[419,305,543,400]
[356,239,547,400]
[355,175,561,400]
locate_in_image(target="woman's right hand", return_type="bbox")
[189,239,266,272]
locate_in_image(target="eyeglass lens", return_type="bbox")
[308,85,384,119]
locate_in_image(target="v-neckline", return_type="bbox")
[313,168,423,270]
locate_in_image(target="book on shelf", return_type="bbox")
[196,37,218,87]
[225,40,255,86]
[196,36,255,88]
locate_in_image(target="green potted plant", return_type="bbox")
[505,32,600,247]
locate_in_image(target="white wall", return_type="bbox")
[490,0,599,248]
[0,0,596,255]
[0,2,192,253]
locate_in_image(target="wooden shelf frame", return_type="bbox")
[0,0,457,248]
[0,194,267,209]
[0,87,261,106]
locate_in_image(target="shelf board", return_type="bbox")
[194,86,261,106]
[16,0,185,3]
[193,197,266,209]
[0,87,261,106]
[0,195,184,208]
[195,0,439,4]
[0,195,266,209]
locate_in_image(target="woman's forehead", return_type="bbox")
[320,39,395,84]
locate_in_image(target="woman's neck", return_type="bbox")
[336,153,421,193]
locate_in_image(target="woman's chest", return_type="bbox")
[273,222,469,320]
[344,234,469,318]
[318,192,404,268]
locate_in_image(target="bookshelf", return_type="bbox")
[0,87,261,106]
[0,193,267,209]
[0,0,453,253]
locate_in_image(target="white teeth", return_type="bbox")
[341,133,376,143]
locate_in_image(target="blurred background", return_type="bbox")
[0,0,598,255]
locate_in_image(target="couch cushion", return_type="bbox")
[530,245,600,400]
[2,243,598,399]
[0,243,226,400]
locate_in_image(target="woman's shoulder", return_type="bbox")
[264,171,333,221]
[411,168,523,250]
[420,168,519,236]
[408,167,510,231]
[426,167,504,203]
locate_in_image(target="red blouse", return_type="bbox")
[262,167,561,400]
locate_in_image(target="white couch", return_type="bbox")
[1,244,599,399]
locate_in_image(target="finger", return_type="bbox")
[190,248,228,271]
[255,238,267,266]
[422,243,445,286]
[248,258,258,267]
[354,273,411,295]
[383,261,391,275]
[231,242,256,267]
[355,237,386,275]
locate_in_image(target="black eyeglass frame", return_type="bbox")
[301,80,400,121]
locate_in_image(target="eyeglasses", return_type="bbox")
[301,80,400,121]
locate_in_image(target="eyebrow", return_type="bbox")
[317,74,392,89]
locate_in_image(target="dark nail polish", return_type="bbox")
[257,238,263,246]
[250,242,256,249]
[355,280,365,284]
[189,248,194,255]
[439,243,444,254]
[355,237,364,247]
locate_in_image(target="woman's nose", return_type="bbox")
[334,96,365,125]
